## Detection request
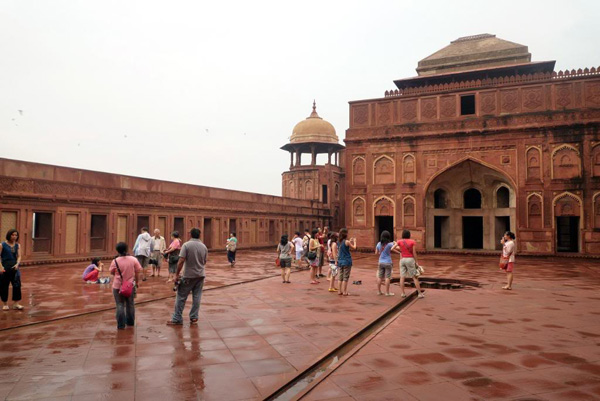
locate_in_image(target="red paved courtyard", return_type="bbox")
[0,251,599,400]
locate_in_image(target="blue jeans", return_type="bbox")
[227,251,236,264]
[113,288,135,329]
[172,277,205,323]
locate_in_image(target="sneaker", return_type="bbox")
[385,293,395,296]
[418,292,425,299]
[377,291,384,295]
[400,293,407,298]
[166,320,183,326]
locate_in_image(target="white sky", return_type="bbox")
[1,0,599,196]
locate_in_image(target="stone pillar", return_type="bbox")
[296,151,301,166]
[311,146,316,166]
[290,152,294,168]
[335,152,338,166]
[328,151,332,165]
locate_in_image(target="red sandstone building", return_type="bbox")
[2,34,600,262]
[345,34,600,255]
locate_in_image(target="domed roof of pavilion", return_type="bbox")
[290,101,339,145]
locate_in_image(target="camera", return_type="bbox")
[173,278,180,292]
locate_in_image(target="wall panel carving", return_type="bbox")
[421,98,437,120]
[373,156,394,185]
[552,145,581,179]
[556,84,573,109]
[403,154,416,184]
[592,145,600,177]
[353,157,366,185]
[440,96,456,118]
[400,100,417,121]
[501,89,520,113]
[374,197,394,217]
[403,196,415,228]
[353,104,369,126]
[353,197,366,226]
[377,102,391,125]
[526,147,542,181]
[553,192,581,218]
[480,91,496,114]
[527,194,543,229]
[522,87,544,111]
[585,82,600,107]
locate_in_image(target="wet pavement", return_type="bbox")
[0,250,599,400]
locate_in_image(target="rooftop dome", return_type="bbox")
[290,101,339,144]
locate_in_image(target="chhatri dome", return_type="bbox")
[289,101,339,145]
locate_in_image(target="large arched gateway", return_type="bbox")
[425,159,516,251]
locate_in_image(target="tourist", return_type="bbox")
[308,228,320,284]
[292,232,303,269]
[167,228,207,326]
[302,229,312,268]
[375,230,394,296]
[316,227,326,278]
[150,229,166,277]
[277,235,293,283]
[133,227,153,281]
[394,229,424,299]
[0,229,23,311]
[109,242,142,329]
[226,232,237,267]
[501,231,516,290]
[327,231,339,293]
[164,231,182,283]
[82,257,104,283]
[337,228,357,296]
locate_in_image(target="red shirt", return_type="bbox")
[397,239,416,258]
[110,256,142,290]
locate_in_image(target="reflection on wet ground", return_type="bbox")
[0,251,599,400]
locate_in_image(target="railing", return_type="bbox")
[384,67,600,98]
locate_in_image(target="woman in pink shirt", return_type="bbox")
[164,231,182,283]
[393,230,425,299]
[501,231,516,290]
[109,242,142,330]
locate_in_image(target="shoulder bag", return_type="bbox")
[115,258,134,298]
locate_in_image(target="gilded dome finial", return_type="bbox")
[310,100,319,118]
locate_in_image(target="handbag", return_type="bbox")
[168,252,180,265]
[416,264,425,276]
[114,259,134,298]
[275,257,281,267]
[499,256,510,270]
[307,251,317,260]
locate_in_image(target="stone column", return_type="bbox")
[328,151,332,165]
[311,146,316,166]
[290,152,294,168]
[296,151,301,166]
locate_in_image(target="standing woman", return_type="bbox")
[277,235,293,283]
[164,231,182,283]
[109,242,142,329]
[337,228,357,296]
[501,231,516,290]
[394,229,425,299]
[0,229,24,310]
[327,232,339,293]
[308,229,320,284]
[226,233,238,267]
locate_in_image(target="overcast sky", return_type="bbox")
[1,0,599,196]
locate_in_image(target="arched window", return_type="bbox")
[464,188,482,209]
[434,189,448,209]
[496,187,510,208]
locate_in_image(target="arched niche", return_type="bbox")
[464,188,482,209]
[352,197,366,226]
[552,145,581,179]
[373,155,395,185]
[592,145,600,177]
[434,188,449,209]
[353,157,366,185]
[403,196,416,228]
[496,186,510,208]
[403,154,416,184]
[526,146,542,181]
[553,192,582,252]
[527,193,543,229]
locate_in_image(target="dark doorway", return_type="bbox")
[434,216,449,248]
[557,217,579,252]
[229,219,237,235]
[494,216,511,250]
[174,217,184,236]
[90,214,107,251]
[322,185,328,204]
[496,187,510,208]
[462,216,483,249]
[464,188,482,209]
[375,216,394,243]
[203,218,212,248]
[136,215,150,232]
[269,220,275,243]
[32,212,53,253]
[460,94,476,115]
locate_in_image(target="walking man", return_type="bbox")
[150,229,166,277]
[133,227,153,281]
[167,228,207,326]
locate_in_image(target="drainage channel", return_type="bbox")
[263,291,419,401]
[264,277,481,401]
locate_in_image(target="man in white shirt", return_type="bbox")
[150,229,166,277]
[133,227,153,281]
[292,232,304,270]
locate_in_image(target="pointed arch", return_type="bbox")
[594,192,600,228]
[372,195,395,222]
[525,146,542,181]
[402,153,416,184]
[352,196,366,227]
[352,156,366,185]
[373,155,395,185]
[592,144,600,177]
[526,193,543,229]
[551,144,581,179]
[552,191,583,226]
[402,195,416,228]
[423,156,518,194]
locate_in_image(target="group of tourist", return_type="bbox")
[279,226,425,298]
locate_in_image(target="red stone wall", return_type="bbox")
[0,159,330,264]
[345,72,600,255]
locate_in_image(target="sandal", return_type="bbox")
[328,288,337,292]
